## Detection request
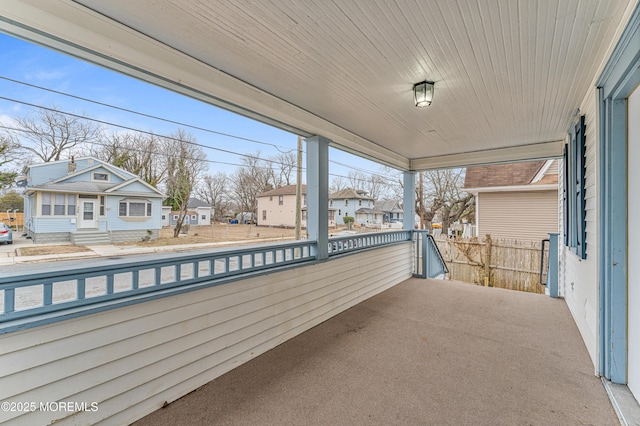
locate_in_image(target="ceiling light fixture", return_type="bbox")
[413,81,434,107]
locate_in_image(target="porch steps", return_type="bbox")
[71,231,112,246]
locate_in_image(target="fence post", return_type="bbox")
[484,234,492,286]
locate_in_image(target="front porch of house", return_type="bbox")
[133,277,617,426]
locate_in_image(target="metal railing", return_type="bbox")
[0,229,447,331]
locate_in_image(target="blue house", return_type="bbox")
[329,188,376,226]
[23,157,164,244]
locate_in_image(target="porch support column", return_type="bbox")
[306,135,330,260]
[403,171,416,231]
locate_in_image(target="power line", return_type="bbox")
[0,75,402,181]
[0,75,296,153]
[0,94,401,184]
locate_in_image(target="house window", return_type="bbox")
[262,210,267,220]
[54,194,66,215]
[345,200,349,206]
[99,196,105,216]
[162,215,166,220]
[173,215,179,220]
[279,195,283,205]
[302,210,307,220]
[191,215,197,221]
[359,200,362,206]
[41,193,51,215]
[564,115,587,259]
[270,196,273,201]
[329,200,333,207]
[67,195,76,216]
[118,199,152,217]
[92,172,109,182]
[201,215,206,220]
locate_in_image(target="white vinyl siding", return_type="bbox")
[0,244,412,425]
[476,190,558,242]
[560,87,599,367]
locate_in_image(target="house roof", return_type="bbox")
[374,200,402,213]
[259,184,306,197]
[27,180,164,197]
[187,198,212,208]
[463,161,550,189]
[329,188,373,200]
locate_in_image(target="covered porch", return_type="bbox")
[134,277,616,426]
[2,0,640,424]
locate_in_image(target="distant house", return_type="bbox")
[463,160,559,242]
[257,184,336,228]
[329,188,375,226]
[23,157,164,244]
[374,200,404,224]
[161,198,212,227]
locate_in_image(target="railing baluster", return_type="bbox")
[4,288,15,313]
[43,282,53,305]
[78,278,86,300]
[155,267,161,285]
[107,274,114,294]
[133,270,139,289]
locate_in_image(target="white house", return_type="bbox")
[161,198,212,227]
[23,156,164,244]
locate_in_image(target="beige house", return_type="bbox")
[464,160,559,242]
[257,184,337,228]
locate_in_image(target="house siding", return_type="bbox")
[257,194,300,227]
[560,87,599,368]
[0,243,413,425]
[476,191,558,241]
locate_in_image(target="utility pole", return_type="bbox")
[295,136,303,240]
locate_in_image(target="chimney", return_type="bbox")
[68,156,76,174]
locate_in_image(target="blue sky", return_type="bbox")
[0,32,397,185]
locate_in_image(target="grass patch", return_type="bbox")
[19,245,92,256]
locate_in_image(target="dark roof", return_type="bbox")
[463,161,546,189]
[259,184,306,197]
[329,188,373,200]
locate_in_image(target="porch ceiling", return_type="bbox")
[0,0,635,169]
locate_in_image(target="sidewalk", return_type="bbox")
[0,236,294,266]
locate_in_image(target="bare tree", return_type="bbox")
[198,171,232,220]
[163,130,207,237]
[12,107,102,163]
[0,134,20,190]
[422,169,474,233]
[330,176,347,193]
[269,151,297,186]
[92,132,166,186]
[231,152,272,219]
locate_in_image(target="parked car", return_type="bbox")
[0,223,13,244]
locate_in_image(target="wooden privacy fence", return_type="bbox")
[434,235,547,294]
[1,211,23,228]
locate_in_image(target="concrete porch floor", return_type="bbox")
[133,278,617,426]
